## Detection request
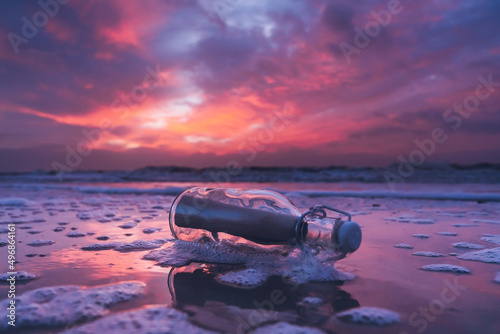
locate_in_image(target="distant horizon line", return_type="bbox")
[1,161,500,174]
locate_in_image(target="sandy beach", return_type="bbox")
[1,180,499,333]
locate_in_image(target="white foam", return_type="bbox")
[114,239,167,252]
[0,197,35,206]
[0,238,7,247]
[421,264,471,274]
[217,268,268,288]
[335,307,400,326]
[82,239,167,252]
[252,322,325,334]
[0,271,37,281]
[472,219,500,225]
[66,231,86,238]
[453,224,477,228]
[394,244,413,249]
[437,232,457,236]
[142,227,162,234]
[439,212,466,217]
[118,222,138,229]
[27,239,55,247]
[411,219,435,225]
[495,272,500,284]
[144,240,355,284]
[384,217,434,224]
[77,212,92,220]
[412,234,430,239]
[480,234,500,245]
[470,211,489,216]
[412,251,445,257]
[300,297,324,305]
[452,242,485,250]
[0,227,9,233]
[82,242,120,251]
[0,281,145,330]
[61,305,214,334]
[457,247,500,264]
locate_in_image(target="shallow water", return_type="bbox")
[0,181,499,333]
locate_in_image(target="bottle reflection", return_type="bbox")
[167,263,360,325]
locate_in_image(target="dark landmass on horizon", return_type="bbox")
[1,162,499,184]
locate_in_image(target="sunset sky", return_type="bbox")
[1,0,500,172]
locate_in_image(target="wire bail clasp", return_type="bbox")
[295,205,352,247]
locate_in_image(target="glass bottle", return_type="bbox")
[169,187,361,258]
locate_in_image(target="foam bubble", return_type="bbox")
[82,239,167,252]
[61,305,214,334]
[118,222,138,229]
[421,264,471,274]
[76,212,92,220]
[82,242,121,250]
[412,251,445,257]
[0,281,145,330]
[335,307,400,326]
[145,240,355,285]
[495,272,500,284]
[437,232,457,236]
[471,219,500,225]
[452,242,485,250]
[27,239,55,247]
[0,197,35,206]
[114,239,167,252]
[300,297,324,305]
[457,247,500,264]
[0,271,37,281]
[411,219,435,225]
[480,234,500,245]
[66,231,86,238]
[453,224,477,228]
[252,322,324,334]
[217,268,268,288]
[412,234,430,239]
[0,238,7,247]
[394,244,413,249]
[142,227,162,234]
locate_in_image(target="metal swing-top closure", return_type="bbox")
[295,205,362,255]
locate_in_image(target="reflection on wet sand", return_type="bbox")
[167,263,359,331]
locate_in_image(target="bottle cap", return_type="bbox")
[337,221,362,253]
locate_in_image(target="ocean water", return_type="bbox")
[0,176,499,333]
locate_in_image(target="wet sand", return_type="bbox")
[0,182,499,333]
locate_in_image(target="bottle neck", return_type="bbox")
[300,217,340,251]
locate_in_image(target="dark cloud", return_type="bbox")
[0,0,499,171]
[322,4,354,34]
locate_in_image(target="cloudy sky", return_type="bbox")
[1,0,499,172]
